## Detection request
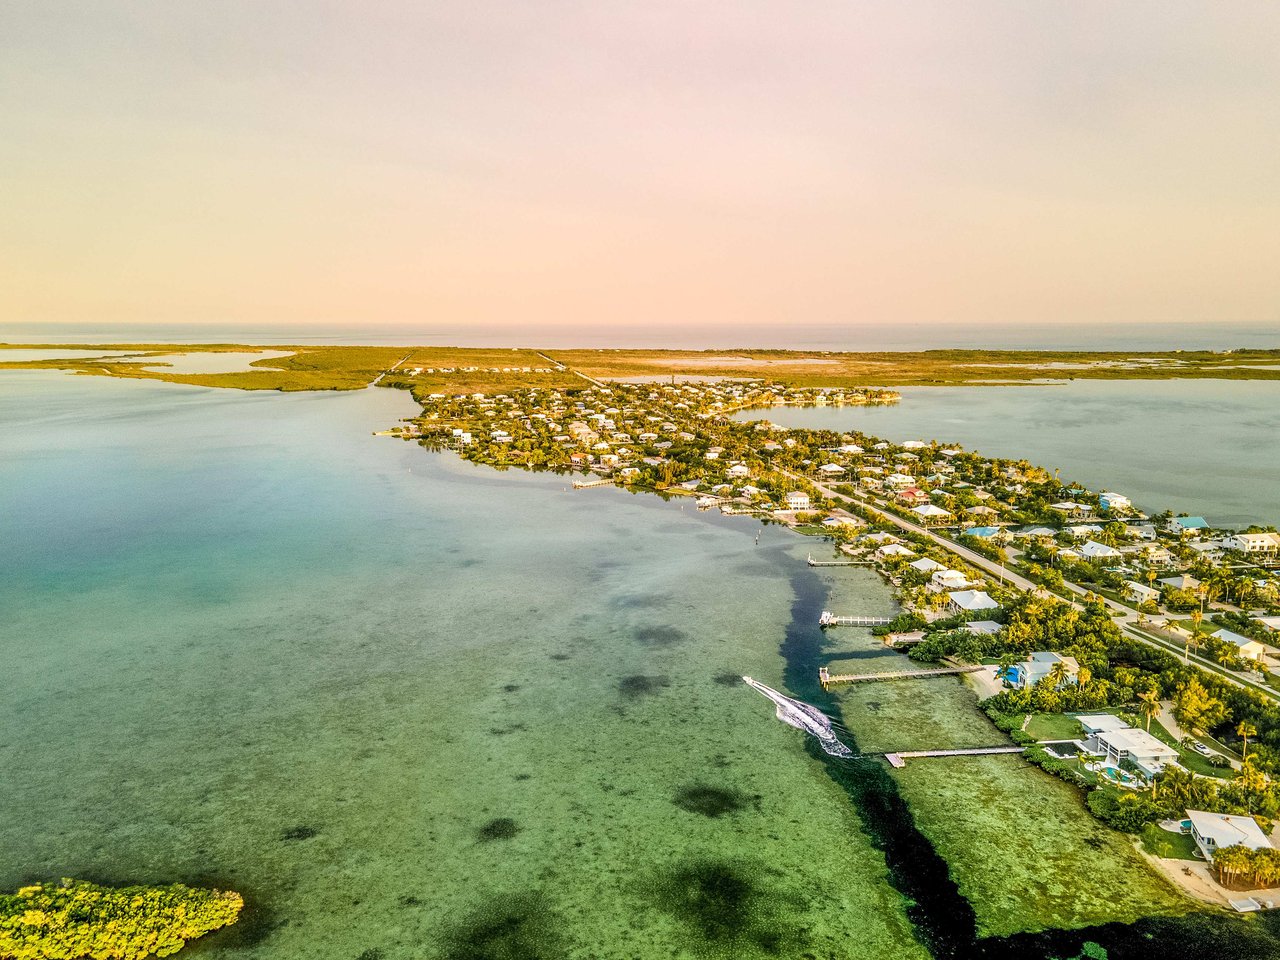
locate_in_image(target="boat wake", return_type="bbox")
[742,676,854,758]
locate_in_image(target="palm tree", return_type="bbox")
[1238,720,1258,759]
[1044,660,1070,691]
[1138,689,1160,732]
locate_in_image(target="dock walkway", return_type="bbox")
[884,746,1025,767]
[572,478,615,489]
[819,611,892,627]
[819,664,984,687]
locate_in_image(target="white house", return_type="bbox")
[908,557,946,574]
[1077,714,1130,737]
[947,590,999,614]
[727,463,751,479]
[1212,629,1269,662]
[931,569,973,591]
[877,543,916,559]
[1124,581,1162,605]
[901,440,927,449]
[1099,491,1132,513]
[783,491,810,510]
[1080,540,1122,561]
[818,463,846,476]
[912,504,951,524]
[963,620,1003,636]
[1186,809,1273,862]
[885,473,916,489]
[1224,532,1280,555]
[1007,651,1078,690]
[1093,727,1178,779]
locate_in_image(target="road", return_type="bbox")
[793,469,1279,703]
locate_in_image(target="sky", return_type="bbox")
[2,2,1278,332]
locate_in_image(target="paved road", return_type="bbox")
[795,469,1279,704]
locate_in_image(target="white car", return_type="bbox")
[1191,742,1214,757]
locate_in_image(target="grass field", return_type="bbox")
[1147,719,1236,780]
[1024,713,1085,742]
[1139,823,1202,861]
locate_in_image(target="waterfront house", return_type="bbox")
[784,491,810,511]
[947,590,999,614]
[931,569,972,590]
[1168,516,1210,537]
[1007,651,1078,689]
[1099,492,1132,513]
[1077,714,1130,737]
[1186,810,1273,862]
[877,543,916,560]
[1092,727,1178,779]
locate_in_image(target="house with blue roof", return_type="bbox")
[1168,516,1210,537]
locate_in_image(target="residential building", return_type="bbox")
[1099,491,1132,513]
[1169,516,1210,536]
[1186,810,1273,862]
[1224,532,1280,555]
[1212,629,1269,662]
[783,491,810,510]
[1092,728,1179,779]
[947,590,1000,614]
[1007,651,1078,689]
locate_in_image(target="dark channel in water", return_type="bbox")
[778,557,1280,960]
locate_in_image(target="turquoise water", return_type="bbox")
[741,380,1280,527]
[0,372,920,960]
[7,371,1280,959]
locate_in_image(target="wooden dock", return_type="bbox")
[807,553,871,567]
[883,746,1026,768]
[819,611,893,627]
[819,664,984,687]
[572,478,615,489]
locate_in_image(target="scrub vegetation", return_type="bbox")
[0,879,242,959]
[8,343,1280,393]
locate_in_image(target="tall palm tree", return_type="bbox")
[1238,720,1258,759]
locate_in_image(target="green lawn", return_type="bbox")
[1024,713,1084,742]
[1146,719,1236,780]
[1139,823,1201,861]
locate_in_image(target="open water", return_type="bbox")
[4,371,1280,959]
[742,380,1280,528]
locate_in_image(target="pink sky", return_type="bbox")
[2,2,1278,329]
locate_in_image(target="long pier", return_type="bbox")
[819,664,984,687]
[807,553,871,567]
[819,611,892,627]
[572,478,615,489]
[883,746,1026,768]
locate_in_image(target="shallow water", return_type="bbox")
[739,380,1280,527]
[0,372,920,960]
[137,350,295,374]
[6,371,1280,959]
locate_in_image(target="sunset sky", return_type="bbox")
[3,2,1278,330]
